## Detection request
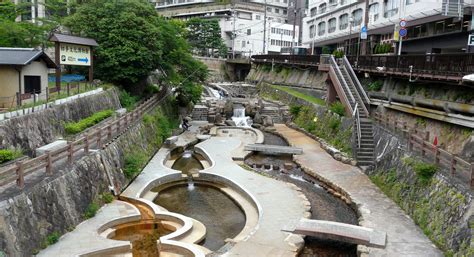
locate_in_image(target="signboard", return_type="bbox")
[59,43,91,66]
[399,19,407,28]
[360,26,367,39]
[399,28,407,37]
[393,24,400,42]
[468,35,474,46]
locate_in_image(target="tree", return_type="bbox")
[64,0,207,105]
[186,18,226,57]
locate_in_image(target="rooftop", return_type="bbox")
[0,48,57,68]
[49,33,99,47]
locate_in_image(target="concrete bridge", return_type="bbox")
[282,218,386,248]
[244,144,303,155]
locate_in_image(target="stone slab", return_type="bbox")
[35,140,67,156]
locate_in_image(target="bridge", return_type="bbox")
[282,218,386,248]
[252,53,474,83]
[244,144,303,155]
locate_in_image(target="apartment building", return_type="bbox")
[154,0,299,55]
[302,0,474,55]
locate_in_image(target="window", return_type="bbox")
[329,0,337,6]
[328,18,336,33]
[318,21,326,36]
[256,15,261,20]
[384,0,399,18]
[283,9,287,15]
[352,9,363,26]
[339,13,348,30]
[340,0,347,5]
[267,7,272,12]
[242,40,246,47]
[277,18,281,23]
[369,3,379,23]
[319,3,327,14]
[247,29,251,35]
[275,8,280,14]
[309,24,315,38]
[24,76,41,94]
[284,0,287,3]
[21,0,32,21]
[406,0,419,4]
[310,7,317,17]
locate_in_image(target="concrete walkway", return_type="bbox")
[274,124,443,257]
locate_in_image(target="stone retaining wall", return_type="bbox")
[371,125,474,256]
[0,89,121,155]
[0,96,178,256]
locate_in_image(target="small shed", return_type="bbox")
[0,48,57,108]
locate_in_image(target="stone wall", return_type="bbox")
[0,97,177,256]
[246,63,327,90]
[0,89,121,155]
[370,126,474,256]
[194,56,229,82]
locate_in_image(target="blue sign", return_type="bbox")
[78,57,89,64]
[399,28,407,37]
[361,31,367,40]
[361,26,367,33]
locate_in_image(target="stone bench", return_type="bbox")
[35,140,68,156]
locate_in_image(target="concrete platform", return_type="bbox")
[274,124,443,257]
[244,144,303,155]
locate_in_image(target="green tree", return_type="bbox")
[186,18,226,57]
[64,0,207,105]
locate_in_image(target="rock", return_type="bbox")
[115,108,127,116]
[262,115,274,127]
[225,120,236,126]
[284,162,294,170]
[215,113,223,124]
[253,112,263,124]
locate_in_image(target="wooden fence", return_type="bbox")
[0,88,168,189]
[373,112,474,187]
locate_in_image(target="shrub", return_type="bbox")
[289,105,302,116]
[119,90,139,111]
[332,49,344,58]
[124,152,148,179]
[101,192,114,204]
[368,80,383,91]
[64,110,113,134]
[329,101,345,116]
[322,46,331,54]
[84,202,99,219]
[46,231,60,245]
[413,162,438,183]
[0,149,23,164]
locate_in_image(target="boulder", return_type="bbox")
[262,115,274,127]
[225,120,237,126]
[253,112,263,124]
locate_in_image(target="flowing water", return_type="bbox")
[154,184,246,251]
[231,105,252,127]
[246,132,358,257]
[171,150,204,175]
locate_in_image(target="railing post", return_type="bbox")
[67,83,70,96]
[434,147,440,165]
[46,150,52,175]
[84,135,89,154]
[421,141,426,158]
[16,161,24,189]
[97,129,102,148]
[470,163,474,188]
[68,142,74,164]
[408,133,413,151]
[108,125,112,140]
[450,155,457,175]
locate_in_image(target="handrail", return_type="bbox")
[329,55,356,105]
[343,56,371,106]
[352,103,361,149]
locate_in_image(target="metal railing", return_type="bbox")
[342,56,371,108]
[0,88,168,189]
[353,103,361,149]
[329,55,356,110]
[374,112,474,188]
[252,54,321,66]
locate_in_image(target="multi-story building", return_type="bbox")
[302,0,473,55]
[154,0,299,56]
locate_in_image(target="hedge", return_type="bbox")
[64,109,114,134]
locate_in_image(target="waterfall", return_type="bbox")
[187,175,195,191]
[231,105,253,127]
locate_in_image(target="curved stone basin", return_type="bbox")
[153,182,246,251]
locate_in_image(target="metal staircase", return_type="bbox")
[328,55,375,166]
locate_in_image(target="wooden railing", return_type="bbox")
[374,112,474,187]
[0,88,168,189]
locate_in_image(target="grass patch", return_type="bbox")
[46,231,60,245]
[368,80,383,91]
[84,202,99,219]
[124,152,148,179]
[271,85,325,106]
[0,149,23,164]
[119,90,140,111]
[329,101,345,116]
[101,192,114,204]
[64,109,113,134]
[402,157,438,184]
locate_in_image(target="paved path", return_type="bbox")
[274,124,443,257]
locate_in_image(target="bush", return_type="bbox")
[413,162,438,183]
[332,49,344,58]
[46,231,60,245]
[124,152,148,179]
[368,80,383,91]
[0,149,23,164]
[289,105,302,116]
[322,46,331,54]
[101,192,114,203]
[64,109,113,134]
[84,202,99,219]
[119,90,139,111]
[329,101,345,116]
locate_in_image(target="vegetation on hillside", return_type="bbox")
[186,18,227,57]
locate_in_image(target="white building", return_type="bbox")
[154,0,299,56]
[302,0,474,55]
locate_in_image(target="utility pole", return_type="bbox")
[262,0,267,54]
[232,6,236,59]
[291,0,298,54]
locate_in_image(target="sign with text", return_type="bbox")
[59,43,91,66]
[468,35,474,46]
